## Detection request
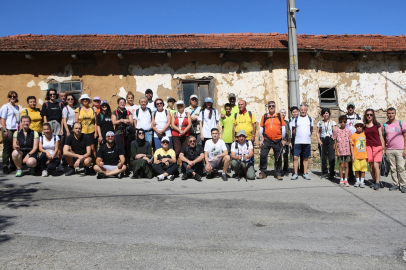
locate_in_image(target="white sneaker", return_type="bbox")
[157,174,165,181]
[167,175,175,181]
[360,182,365,188]
[354,182,360,187]
[42,170,49,177]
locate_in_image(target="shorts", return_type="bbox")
[337,155,351,164]
[293,144,311,158]
[353,159,368,172]
[103,165,118,171]
[367,145,382,163]
[209,158,223,169]
[21,151,38,160]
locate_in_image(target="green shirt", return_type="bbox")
[220,113,234,143]
[221,105,239,117]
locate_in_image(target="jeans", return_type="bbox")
[144,131,153,146]
[260,139,283,176]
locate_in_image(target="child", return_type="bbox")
[332,115,352,187]
[350,120,368,188]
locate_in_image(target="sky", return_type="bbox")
[1,0,405,36]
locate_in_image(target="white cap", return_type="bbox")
[161,136,170,142]
[176,100,185,105]
[79,94,91,101]
[190,94,198,100]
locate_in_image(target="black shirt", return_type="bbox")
[96,113,114,140]
[181,145,204,161]
[65,134,92,155]
[97,143,125,165]
[41,102,63,122]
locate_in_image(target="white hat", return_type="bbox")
[190,94,198,100]
[79,94,91,101]
[161,136,170,143]
[236,130,247,137]
[176,100,185,105]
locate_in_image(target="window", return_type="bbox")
[182,80,213,107]
[48,81,83,102]
[319,87,338,107]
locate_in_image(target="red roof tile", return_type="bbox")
[0,33,405,53]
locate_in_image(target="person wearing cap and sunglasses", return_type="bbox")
[152,136,178,181]
[185,94,202,146]
[145,89,157,112]
[94,131,126,179]
[230,130,255,180]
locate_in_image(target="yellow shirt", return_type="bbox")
[20,107,43,133]
[233,111,256,140]
[154,148,176,160]
[75,107,95,134]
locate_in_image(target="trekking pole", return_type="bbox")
[237,158,241,181]
[320,144,323,179]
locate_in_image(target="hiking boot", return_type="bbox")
[181,174,188,180]
[302,173,311,180]
[374,182,380,190]
[97,173,107,179]
[401,186,406,193]
[194,173,202,182]
[221,173,228,181]
[354,181,360,187]
[3,165,10,174]
[65,167,76,176]
[291,174,299,180]
[15,169,23,177]
[258,171,267,179]
[168,175,175,181]
[389,185,399,191]
[42,170,49,177]
[275,175,283,181]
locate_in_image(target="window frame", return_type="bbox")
[318,87,338,107]
[47,80,83,103]
[181,79,213,107]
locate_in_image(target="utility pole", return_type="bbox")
[287,0,300,107]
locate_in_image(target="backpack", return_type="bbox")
[25,108,40,116]
[40,134,56,144]
[294,116,313,134]
[45,101,64,110]
[261,113,282,140]
[136,107,152,120]
[234,111,252,123]
[201,108,218,127]
[153,109,168,119]
[114,109,130,118]
[382,121,403,136]
[78,106,96,119]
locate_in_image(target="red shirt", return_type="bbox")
[172,112,190,137]
[364,123,382,147]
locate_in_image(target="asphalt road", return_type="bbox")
[1,168,406,269]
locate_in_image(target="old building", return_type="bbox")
[0,33,405,154]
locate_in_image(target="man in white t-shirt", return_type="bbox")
[145,89,157,112]
[134,97,153,145]
[204,128,230,181]
[291,104,314,180]
[230,130,255,180]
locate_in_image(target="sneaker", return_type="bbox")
[291,174,299,180]
[168,175,175,181]
[389,185,399,191]
[65,168,76,176]
[275,175,283,181]
[227,167,232,174]
[3,165,10,174]
[84,167,91,176]
[344,180,350,187]
[181,174,188,180]
[360,182,365,188]
[15,169,23,177]
[194,173,202,182]
[339,180,344,187]
[42,170,49,177]
[354,182,360,187]
[302,174,311,180]
[118,173,123,179]
[401,186,406,193]
[370,182,375,188]
[97,173,107,179]
[284,171,290,177]
[57,164,64,172]
[157,174,165,181]
[374,182,380,190]
[258,171,266,179]
[206,172,215,179]
[221,173,228,181]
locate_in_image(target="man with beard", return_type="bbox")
[179,135,204,181]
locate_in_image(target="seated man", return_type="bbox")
[230,130,255,180]
[94,131,127,179]
[63,122,93,176]
[152,136,178,181]
[204,128,230,181]
[12,115,39,177]
[179,135,204,181]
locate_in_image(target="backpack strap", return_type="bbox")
[136,108,139,118]
[309,116,313,134]
[383,123,386,136]
[25,109,28,116]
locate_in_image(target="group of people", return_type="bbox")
[1,90,405,193]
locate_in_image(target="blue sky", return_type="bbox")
[1,0,404,36]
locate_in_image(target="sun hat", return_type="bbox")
[79,94,91,101]
[190,94,198,100]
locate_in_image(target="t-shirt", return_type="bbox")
[126,104,139,117]
[0,103,20,130]
[364,123,382,147]
[351,132,367,160]
[384,121,406,150]
[153,110,171,138]
[292,116,314,144]
[317,120,336,138]
[75,107,96,134]
[180,145,204,161]
[260,113,285,141]
[147,101,157,112]
[65,134,92,155]
[346,113,361,134]
[20,107,42,133]
[62,106,76,126]
[185,106,202,134]
[220,113,234,143]
[41,102,63,122]
[221,105,239,118]
[332,128,352,156]
[134,107,153,131]
[40,134,60,156]
[97,143,125,166]
[198,109,219,138]
[154,148,175,160]
[231,140,253,162]
[96,113,114,140]
[233,111,256,140]
[204,139,227,161]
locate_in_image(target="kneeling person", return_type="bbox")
[204,128,230,181]
[179,136,204,181]
[94,131,127,179]
[63,122,93,176]
[12,115,39,177]
[231,130,255,180]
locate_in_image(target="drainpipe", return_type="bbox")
[287,0,300,108]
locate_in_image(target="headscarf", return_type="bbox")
[136,128,146,147]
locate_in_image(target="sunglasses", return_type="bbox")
[67,98,74,101]
[340,121,346,123]
[93,100,101,102]
[138,132,144,135]
[9,95,17,98]
[49,93,57,96]
[106,135,114,138]
[189,140,196,143]
[162,141,169,144]
[191,98,198,101]
[82,99,90,102]
[156,103,163,106]
[366,114,374,116]
[268,105,275,107]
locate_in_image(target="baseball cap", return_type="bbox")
[347,101,355,108]
[161,136,170,142]
[205,97,213,103]
[106,131,115,137]
[167,97,176,102]
[145,89,153,94]
[228,93,236,99]
[176,100,185,105]
[93,96,101,101]
[236,130,247,137]
[190,94,198,100]
[101,100,109,105]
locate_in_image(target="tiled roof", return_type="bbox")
[0,33,405,53]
